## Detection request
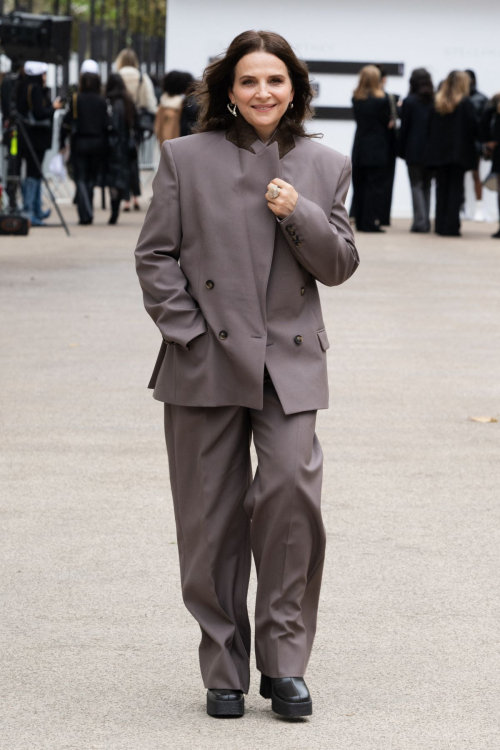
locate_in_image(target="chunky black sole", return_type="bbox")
[260,674,312,717]
[206,692,244,718]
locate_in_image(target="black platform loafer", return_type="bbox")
[206,688,244,717]
[260,674,312,717]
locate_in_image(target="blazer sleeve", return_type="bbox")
[134,141,207,348]
[278,154,359,287]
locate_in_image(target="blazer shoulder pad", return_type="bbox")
[165,130,222,159]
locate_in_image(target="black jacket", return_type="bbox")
[469,88,488,123]
[16,77,54,152]
[351,95,392,167]
[492,110,500,173]
[104,97,133,191]
[398,94,434,165]
[425,98,477,170]
[60,91,108,154]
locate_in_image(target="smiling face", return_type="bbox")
[229,51,294,140]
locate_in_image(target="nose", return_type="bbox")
[255,81,271,100]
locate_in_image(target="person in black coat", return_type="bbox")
[377,66,400,226]
[16,61,63,225]
[104,74,136,225]
[465,70,489,220]
[425,71,477,237]
[483,99,500,238]
[351,65,392,232]
[398,68,435,232]
[60,62,108,225]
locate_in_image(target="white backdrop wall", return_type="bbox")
[166,0,500,219]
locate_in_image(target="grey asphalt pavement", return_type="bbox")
[1,199,499,749]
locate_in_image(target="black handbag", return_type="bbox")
[135,73,155,141]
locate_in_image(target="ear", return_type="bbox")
[228,88,234,104]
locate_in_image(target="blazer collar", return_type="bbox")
[225,115,295,159]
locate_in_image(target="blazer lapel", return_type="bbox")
[224,117,296,322]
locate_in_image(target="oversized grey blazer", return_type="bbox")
[135,117,359,415]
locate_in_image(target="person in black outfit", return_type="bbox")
[104,74,136,225]
[1,61,24,211]
[16,61,63,226]
[60,63,108,225]
[398,68,435,233]
[351,65,392,232]
[377,66,400,226]
[483,99,500,238]
[425,71,477,237]
[465,70,489,221]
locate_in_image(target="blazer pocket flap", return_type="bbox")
[317,328,330,352]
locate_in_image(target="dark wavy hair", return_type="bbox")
[192,30,319,138]
[80,72,101,94]
[106,73,136,127]
[162,71,194,96]
[409,68,434,102]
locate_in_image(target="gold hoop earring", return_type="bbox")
[227,102,237,117]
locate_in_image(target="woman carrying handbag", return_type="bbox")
[135,30,359,720]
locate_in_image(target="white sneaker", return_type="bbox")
[473,201,485,222]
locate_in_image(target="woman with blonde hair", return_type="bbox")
[426,70,477,236]
[351,65,392,231]
[115,48,157,211]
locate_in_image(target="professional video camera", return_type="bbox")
[0,11,71,64]
[0,11,72,235]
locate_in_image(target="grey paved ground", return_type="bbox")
[1,199,499,750]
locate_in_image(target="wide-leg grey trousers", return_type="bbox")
[163,375,326,694]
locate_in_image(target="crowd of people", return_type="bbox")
[0,50,198,227]
[350,65,500,238]
[1,54,499,236]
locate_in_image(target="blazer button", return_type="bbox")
[219,330,228,340]
[206,279,214,289]
[300,287,306,296]
[294,334,303,345]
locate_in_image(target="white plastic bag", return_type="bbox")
[49,152,66,179]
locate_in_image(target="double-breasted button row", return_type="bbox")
[204,282,227,340]
[286,223,303,249]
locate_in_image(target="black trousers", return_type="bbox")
[72,152,102,224]
[380,155,396,226]
[435,165,465,237]
[408,164,433,233]
[351,165,386,231]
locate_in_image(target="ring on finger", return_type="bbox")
[268,184,281,199]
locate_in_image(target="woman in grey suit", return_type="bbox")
[135,30,359,719]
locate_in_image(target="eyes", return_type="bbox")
[241,77,285,86]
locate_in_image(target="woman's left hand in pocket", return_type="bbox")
[265,178,298,219]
